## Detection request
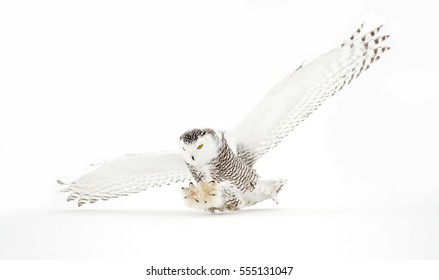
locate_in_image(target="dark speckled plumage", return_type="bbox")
[184,131,259,193]
[180,128,215,144]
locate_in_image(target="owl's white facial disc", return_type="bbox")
[179,128,223,166]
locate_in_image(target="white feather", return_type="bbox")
[228,24,390,166]
[60,152,191,206]
[60,23,390,210]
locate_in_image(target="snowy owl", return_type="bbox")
[59,23,390,212]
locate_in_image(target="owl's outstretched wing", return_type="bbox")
[59,152,192,206]
[228,24,390,166]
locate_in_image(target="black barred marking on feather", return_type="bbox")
[62,171,191,206]
[341,22,364,47]
[67,194,77,201]
[188,137,258,192]
[237,24,390,165]
[78,199,87,207]
[210,140,258,192]
[180,128,215,144]
[235,144,256,167]
[221,188,242,211]
[60,23,390,210]
[186,164,204,182]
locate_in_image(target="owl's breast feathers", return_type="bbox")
[186,140,259,192]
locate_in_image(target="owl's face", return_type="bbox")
[179,128,223,166]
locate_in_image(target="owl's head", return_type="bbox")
[179,128,224,165]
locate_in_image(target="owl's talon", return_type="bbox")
[182,181,223,210]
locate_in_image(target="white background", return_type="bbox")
[1,0,439,278]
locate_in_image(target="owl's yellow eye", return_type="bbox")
[197,144,203,149]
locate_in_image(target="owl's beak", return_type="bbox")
[191,156,195,161]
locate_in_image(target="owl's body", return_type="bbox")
[182,129,258,191]
[179,128,284,212]
[60,22,390,212]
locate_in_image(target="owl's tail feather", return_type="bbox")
[245,179,287,207]
[265,179,287,204]
[270,179,287,204]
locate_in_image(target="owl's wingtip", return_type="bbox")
[78,199,87,207]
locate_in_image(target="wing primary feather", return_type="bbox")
[229,23,390,166]
[59,152,192,206]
